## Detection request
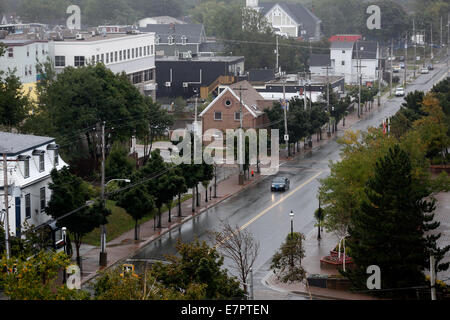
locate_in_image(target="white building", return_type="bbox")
[48,31,157,99]
[329,40,380,85]
[0,132,68,237]
[0,37,49,100]
[246,0,321,41]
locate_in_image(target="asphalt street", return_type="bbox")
[131,60,450,299]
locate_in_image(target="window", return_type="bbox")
[24,158,30,178]
[181,36,187,45]
[25,194,31,219]
[110,52,113,63]
[144,69,153,81]
[54,149,59,166]
[168,36,174,45]
[101,53,104,62]
[127,49,130,59]
[55,56,66,67]
[40,187,46,213]
[151,45,154,55]
[132,48,135,58]
[39,154,45,172]
[234,112,241,121]
[214,112,222,120]
[224,99,232,107]
[139,47,142,57]
[42,45,45,55]
[147,45,150,55]
[342,50,345,54]
[114,51,118,62]
[132,71,142,84]
[74,56,85,67]
[119,50,122,61]
[96,54,99,62]
[341,61,345,66]
[27,47,30,57]
[155,36,160,45]
[106,53,109,64]
[7,47,13,58]
[144,46,147,56]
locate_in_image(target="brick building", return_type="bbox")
[199,80,272,138]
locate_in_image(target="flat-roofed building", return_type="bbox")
[48,31,157,99]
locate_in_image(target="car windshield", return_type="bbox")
[272,177,285,183]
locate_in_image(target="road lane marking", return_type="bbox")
[214,170,324,248]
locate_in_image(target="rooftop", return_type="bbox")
[0,132,55,156]
[156,55,244,63]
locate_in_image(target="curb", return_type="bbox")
[81,172,269,286]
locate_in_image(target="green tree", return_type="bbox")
[0,68,31,131]
[270,232,306,283]
[105,141,135,180]
[116,187,155,241]
[26,63,149,176]
[151,238,244,299]
[46,167,110,266]
[345,145,449,296]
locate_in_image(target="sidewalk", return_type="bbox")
[79,167,269,285]
[263,228,381,300]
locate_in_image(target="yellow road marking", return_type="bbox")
[214,170,323,248]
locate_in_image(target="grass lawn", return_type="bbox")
[82,194,193,246]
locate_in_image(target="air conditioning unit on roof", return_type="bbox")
[182,82,189,88]
[165,82,171,87]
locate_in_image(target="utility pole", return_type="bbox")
[234,86,247,185]
[322,65,332,134]
[390,38,393,96]
[275,35,279,73]
[413,19,417,77]
[2,153,10,259]
[404,32,408,88]
[99,121,107,267]
[430,255,437,300]
[377,42,381,106]
[282,76,289,155]
[431,23,434,61]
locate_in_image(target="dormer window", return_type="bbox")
[18,155,31,178]
[156,35,160,45]
[33,149,45,172]
[168,35,175,45]
[181,35,187,45]
[47,144,59,167]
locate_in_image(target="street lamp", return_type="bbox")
[99,178,131,267]
[290,210,294,238]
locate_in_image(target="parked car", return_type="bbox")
[427,64,434,70]
[392,65,401,73]
[421,68,429,74]
[395,87,405,97]
[399,62,405,69]
[271,177,290,191]
[398,56,405,62]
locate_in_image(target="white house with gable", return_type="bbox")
[0,132,68,238]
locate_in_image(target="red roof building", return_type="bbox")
[329,34,362,42]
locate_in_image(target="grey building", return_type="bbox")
[139,24,207,57]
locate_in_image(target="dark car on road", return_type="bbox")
[271,177,290,191]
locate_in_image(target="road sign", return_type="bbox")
[284,134,289,142]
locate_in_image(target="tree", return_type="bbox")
[46,167,110,266]
[92,266,206,300]
[140,97,173,165]
[26,63,149,176]
[209,222,259,296]
[345,145,449,296]
[105,141,135,180]
[270,232,306,283]
[116,187,155,241]
[151,238,244,299]
[0,250,90,300]
[0,68,31,131]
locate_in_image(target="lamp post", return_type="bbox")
[62,227,67,284]
[290,210,294,238]
[317,199,322,240]
[99,178,131,267]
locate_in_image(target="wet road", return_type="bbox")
[132,61,449,297]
